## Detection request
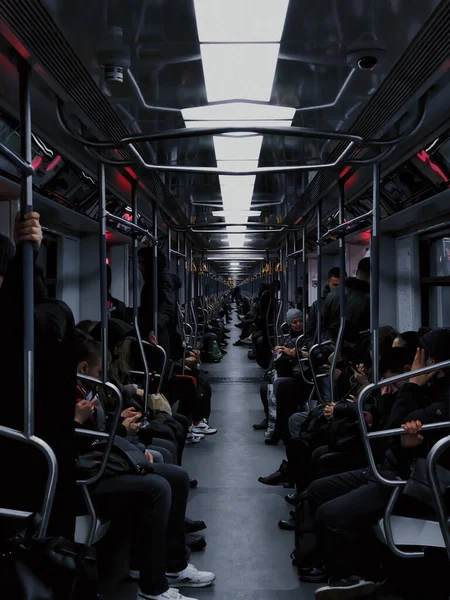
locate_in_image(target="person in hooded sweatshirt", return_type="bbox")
[138,247,183,361]
[322,257,370,339]
[304,267,342,350]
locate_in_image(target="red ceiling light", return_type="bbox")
[31,156,43,169]
[416,149,448,182]
[125,166,138,180]
[294,216,303,225]
[45,154,62,172]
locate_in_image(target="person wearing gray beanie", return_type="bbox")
[286,308,303,329]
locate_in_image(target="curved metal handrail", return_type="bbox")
[0,426,58,539]
[428,434,450,560]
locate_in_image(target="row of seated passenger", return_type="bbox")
[233,262,450,599]
[0,211,235,600]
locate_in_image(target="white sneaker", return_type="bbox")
[186,430,203,444]
[241,336,253,345]
[166,563,216,588]
[190,420,217,435]
[137,587,198,600]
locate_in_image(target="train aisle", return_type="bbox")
[182,307,317,600]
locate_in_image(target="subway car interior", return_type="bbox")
[1,1,450,599]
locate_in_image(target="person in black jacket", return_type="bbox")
[304,267,342,350]
[307,329,450,599]
[138,248,183,361]
[106,264,131,323]
[0,212,77,539]
[322,257,370,340]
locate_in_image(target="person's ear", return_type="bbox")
[78,361,88,374]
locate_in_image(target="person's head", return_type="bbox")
[77,339,103,381]
[379,347,412,390]
[379,325,399,358]
[76,320,98,333]
[356,257,370,282]
[392,330,419,364]
[286,308,303,333]
[418,326,432,338]
[0,233,15,288]
[327,267,345,290]
[419,328,450,377]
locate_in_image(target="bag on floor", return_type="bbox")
[265,382,277,438]
[0,515,98,600]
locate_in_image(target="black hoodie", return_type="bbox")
[323,276,370,336]
[138,249,183,360]
[304,283,332,350]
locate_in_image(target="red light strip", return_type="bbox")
[416,150,448,182]
[31,156,43,169]
[46,154,62,172]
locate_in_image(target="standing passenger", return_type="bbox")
[0,212,77,538]
[138,248,183,361]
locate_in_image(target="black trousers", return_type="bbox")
[307,468,393,579]
[91,464,190,596]
[273,377,307,440]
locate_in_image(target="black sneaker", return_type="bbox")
[185,517,206,533]
[315,576,380,599]
[253,418,268,430]
[299,565,329,583]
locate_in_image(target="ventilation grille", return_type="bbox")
[0,0,189,226]
[289,0,450,224]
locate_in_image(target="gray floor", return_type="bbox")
[181,317,317,600]
[104,310,317,599]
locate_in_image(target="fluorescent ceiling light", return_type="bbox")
[193,0,289,43]
[219,174,256,188]
[182,102,295,121]
[230,234,246,247]
[214,135,263,161]
[229,262,240,266]
[213,210,260,220]
[201,44,280,102]
[220,185,254,211]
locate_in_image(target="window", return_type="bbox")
[420,235,450,327]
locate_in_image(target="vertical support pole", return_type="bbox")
[152,202,158,338]
[316,202,322,344]
[184,236,189,307]
[371,163,380,384]
[131,182,149,401]
[98,162,108,383]
[168,226,172,271]
[19,58,34,438]
[330,181,347,404]
[302,228,307,334]
[285,237,289,313]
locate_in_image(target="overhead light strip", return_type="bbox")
[191,0,290,251]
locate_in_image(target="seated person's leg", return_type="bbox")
[146,446,170,464]
[91,473,172,597]
[151,438,178,464]
[308,470,392,591]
